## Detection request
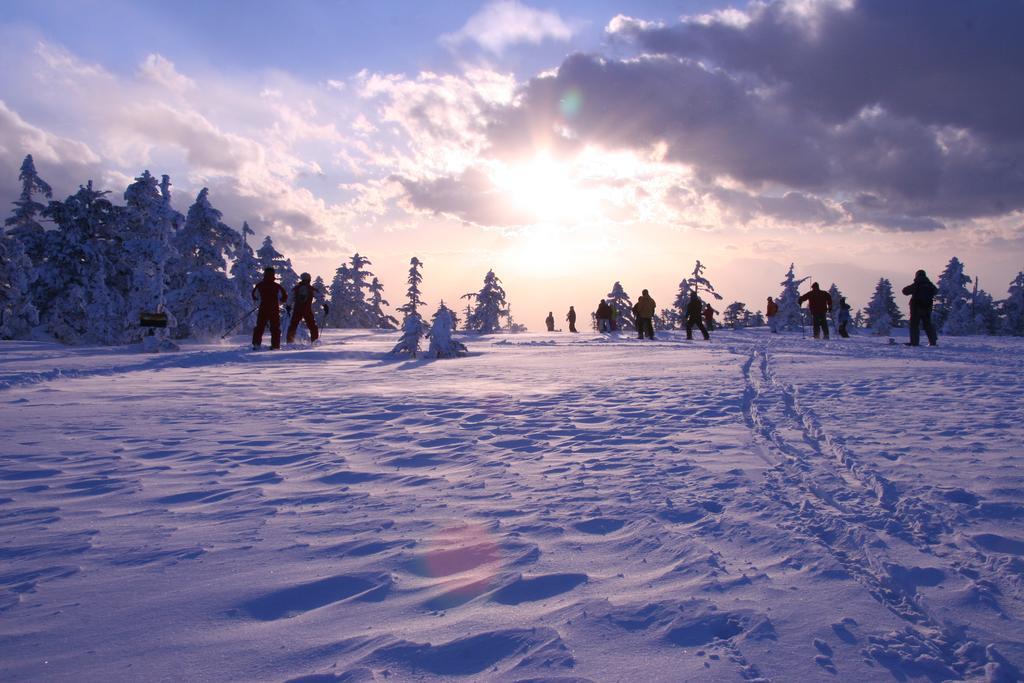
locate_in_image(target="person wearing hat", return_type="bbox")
[252,266,287,349]
[901,269,938,346]
[633,289,656,340]
[566,306,578,333]
[286,272,321,345]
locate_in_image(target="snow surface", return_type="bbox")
[1,329,1023,682]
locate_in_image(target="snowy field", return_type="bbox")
[1,329,1023,682]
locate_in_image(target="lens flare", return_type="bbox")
[559,88,583,119]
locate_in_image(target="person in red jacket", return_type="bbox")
[766,297,779,333]
[287,272,320,344]
[798,282,833,339]
[703,302,717,331]
[252,267,287,349]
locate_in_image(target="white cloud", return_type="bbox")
[138,54,196,94]
[441,1,574,54]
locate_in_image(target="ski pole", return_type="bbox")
[221,306,259,339]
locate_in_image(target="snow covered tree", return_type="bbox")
[367,277,398,329]
[1000,271,1024,336]
[606,281,635,331]
[230,221,262,307]
[426,303,467,358]
[827,283,845,328]
[327,263,356,327]
[934,257,972,331]
[312,275,328,322]
[969,281,999,335]
[864,278,902,335]
[749,310,766,327]
[657,307,679,330]
[397,256,426,319]
[0,233,38,338]
[256,236,298,293]
[4,154,53,262]
[35,181,126,344]
[723,302,749,329]
[167,188,247,339]
[775,264,809,332]
[670,260,723,325]
[390,312,425,357]
[120,171,180,344]
[465,270,509,334]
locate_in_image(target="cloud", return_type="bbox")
[392,166,535,227]
[485,0,1024,230]
[441,1,574,54]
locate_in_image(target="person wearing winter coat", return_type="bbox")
[837,297,852,338]
[703,303,717,331]
[798,282,833,339]
[686,295,710,340]
[545,312,555,332]
[901,269,938,346]
[633,289,657,340]
[595,300,611,332]
[286,272,321,344]
[252,267,287,349]
[566,306,578,333]
[609,304,619,331]
[766,297,779,333]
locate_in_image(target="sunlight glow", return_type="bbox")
[493,152,591,225]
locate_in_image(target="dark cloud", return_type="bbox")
[486,0,1024,230]
[391,167,535,227]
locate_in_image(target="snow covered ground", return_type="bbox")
[1,328,1022,682]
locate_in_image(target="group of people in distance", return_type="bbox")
[763,269,939,345]
[543,269,942,346]
[545,290,717,340]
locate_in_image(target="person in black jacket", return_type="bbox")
[595,300,611,332]
[902,269,938,346]
[686,295,710,340]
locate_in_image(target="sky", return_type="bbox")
[2,0,1023,328]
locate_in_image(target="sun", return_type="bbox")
[493,152,589,224]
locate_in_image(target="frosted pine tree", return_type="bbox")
[347,253,375,327]
[687,260,723,303]
[121,172,180,344]
[969,280,999,335]
[312,275,328,325]
[390,312,425,357]
[776,264,809,332]
[0,233,38,338]
[36,182,125,344]
[368,276,398,329]
[230,222,262,306]
[671,278,691,329]
[465,270,509,334]
[256,236,298,293]
[328,263,354,327]
[657,308,679,330]
[1000,271,1024,336]
[4,154,53,262]
[426,303,467,358]
[827,283,845,328]
[934,257,972,330]
[723,302,749,329]
[864,278,902,335]
[397,257,426,319]
[606,281,635,330]
[168,188,247,339]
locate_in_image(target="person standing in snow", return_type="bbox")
[902,269,939,346]
[686,294,710,340]
[837,297,852,338]
[595,300,611,332]
[545,311,556,332]
[799,282,833,339]
[566,306,578,333]
[609,303,619,332]
[252,267,287,350]
[286,272,320,345]
[703,302,717,331]
[766,296,779,333]
[633,289,656,340]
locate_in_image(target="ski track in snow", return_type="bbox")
[0,329,1022,682]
